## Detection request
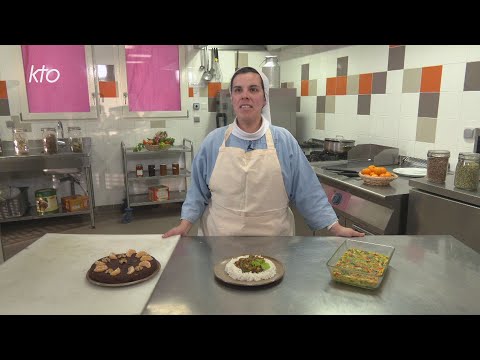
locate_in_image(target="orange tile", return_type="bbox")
[326,77,337,96]
[336,76,347,95]
[208,82,222,98]
[189,87,194,97]
[359,73,373,95]
[99,81,117,98]
[421,65,442,93]
[301,80,309,96]
[0,81,7,99]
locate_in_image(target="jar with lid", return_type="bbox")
[454,152,480,191]
[13,128,29,155]
[41,127,58,154]
[427,150,450,184]
[68,126,83,153]
[172,163,180,175]
[260,56,280,88]
[136,164,144,177]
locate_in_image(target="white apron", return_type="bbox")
[199,125,295,236]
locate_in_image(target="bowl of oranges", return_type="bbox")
[359,165,398,186]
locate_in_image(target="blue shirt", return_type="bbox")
[181,125,338,231]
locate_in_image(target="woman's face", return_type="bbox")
[231,72,266,122]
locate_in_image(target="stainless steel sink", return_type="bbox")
[0,138,92,173]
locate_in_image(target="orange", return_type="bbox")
[361,168,371,175]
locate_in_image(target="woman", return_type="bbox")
[163,67,364,238]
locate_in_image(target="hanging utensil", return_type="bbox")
[199,47,205,71]
[214,48,223,82]
[202,47,213,82]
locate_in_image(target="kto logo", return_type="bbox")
[29,65,61,83]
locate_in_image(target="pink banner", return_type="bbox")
[21,45,90,113]
[125,45,181,111]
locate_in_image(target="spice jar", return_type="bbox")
[13,128,29,155]
[159,164,167,176]
[68,126,83,153]
[41,127,58,154]
[148,165,156,177]
[136,164,144,177]
[172,163,180,175]
[454,152,480,191]
[427,150,450,184]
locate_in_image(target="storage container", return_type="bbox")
[0,187,29,220]
[41,127,58,154]
[68,126,83,153]
[261,56,280,88]
[427,150,450,184]
[13,128,29,155]
[454,152,480,191]
[35,188,59,215]
[61,195,89,212]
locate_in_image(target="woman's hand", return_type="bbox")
[328,222,365,237]
[162,219,193,238]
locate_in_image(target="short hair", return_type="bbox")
[230,67,265,93]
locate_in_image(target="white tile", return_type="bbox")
[413,141,433,159]
[441,63,466,92]
[398,115,418,141]
[324,113,335,133]
[357,134,373,145]
[300,96,316,114]
[400,93,420,117]
[397,140,415,156]
[386,94,402,118]
[335,96,356,115]
[386,70,404,94]
[347,45,389,75]
[437,92,462,120]
[317,77,326,96]
[371,94,387,116]
[460,91,480,122]
[356,115,371,135]
[404,45,467,69]
[435,118,460,148]
[465,45,480,62]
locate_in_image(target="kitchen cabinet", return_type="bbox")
[0,138,96,263]
[121,139,193,223]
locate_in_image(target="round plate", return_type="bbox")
[86,260,161,287]
[214,256,284,287]
[392,167,427,177]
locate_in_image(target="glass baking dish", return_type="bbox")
[327,239,395,289]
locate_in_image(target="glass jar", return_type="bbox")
[159,164,167,176]
[172,163,180,175]
[454,152,480,191]
[148,165,156,177]
[136,164,144,177]
[427,150,450,184]
[13,128,29,155]
[41,127,58,154]
[68,126,83,153]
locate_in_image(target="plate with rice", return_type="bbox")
[214,254,284,287]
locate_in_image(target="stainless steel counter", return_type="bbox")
[409,174,480,207]
[143,235,480,315]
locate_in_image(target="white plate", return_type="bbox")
[392,167,427,177]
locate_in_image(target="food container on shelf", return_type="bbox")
[67,126,83,153]
[41,127,58,154]
[327,239,395,290]
[13,128,29,155]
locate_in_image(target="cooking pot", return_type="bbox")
[324,136,355,154]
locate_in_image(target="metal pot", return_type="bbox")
[324,136,355,154]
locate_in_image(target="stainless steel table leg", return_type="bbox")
[85,165,96,228]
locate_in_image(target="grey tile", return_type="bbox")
[238,53,248,68]
[325,96,335,113]
[281,82,288,88]
[0,99,10,116]
[208,98,217,112]
[301,64,309,81]
[316,96,326,113]
[403,68,422,93]
[416,117,437,143]
[418,92,440,118]
[287,82,294,88]
[337,56,348,76]
[199,86,208,97]
[358,95,371,115]
[316,113,325,130]
[308,79,317,96]
[97,64,115,81]
[6,120,13,128]
[347,75,359,95]
[464,61,480,91]
[372,72,387,94]
[150,120,166,128]
[388,46,405,71]
[296,97,301,112]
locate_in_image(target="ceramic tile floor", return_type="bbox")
[0,204,193,261]
[1,204,314,262]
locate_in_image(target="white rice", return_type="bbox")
[225,255,276,281]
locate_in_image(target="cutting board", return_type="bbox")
[0,233,180,315]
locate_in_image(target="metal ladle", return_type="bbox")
[202,48,213,82]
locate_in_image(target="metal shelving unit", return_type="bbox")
[121,138,193,223]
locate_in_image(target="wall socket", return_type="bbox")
[193,103,200,110]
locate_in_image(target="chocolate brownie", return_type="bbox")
[87,249,159,285]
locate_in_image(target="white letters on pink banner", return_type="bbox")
[29,65,61,83]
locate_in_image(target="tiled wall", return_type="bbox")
[279,45,480,168]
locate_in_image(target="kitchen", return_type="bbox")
[1,45,480,314]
